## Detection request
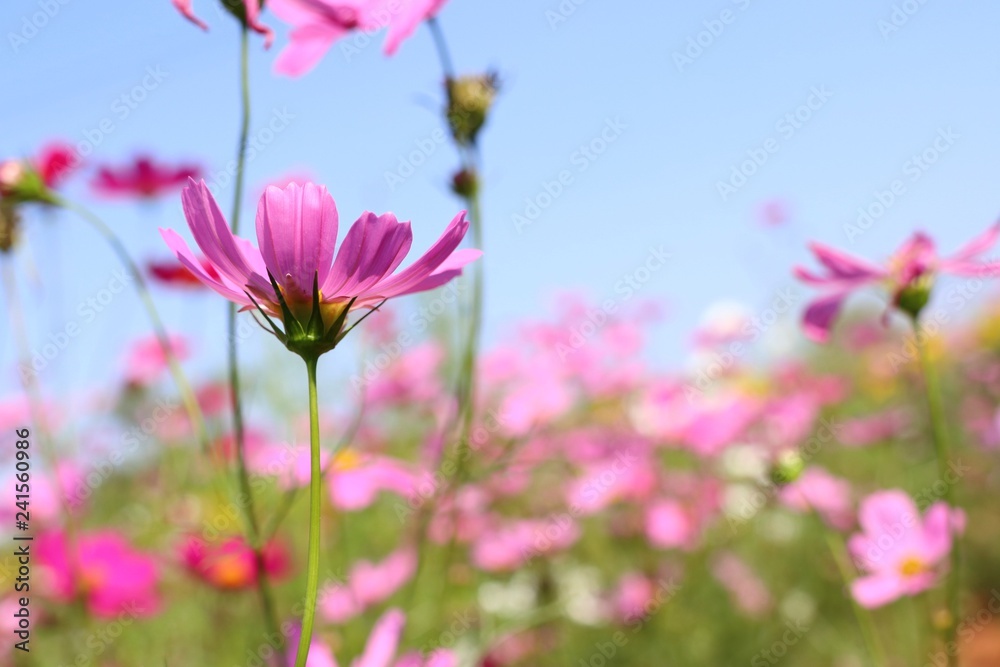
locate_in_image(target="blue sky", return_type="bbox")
[3,0,1000,398]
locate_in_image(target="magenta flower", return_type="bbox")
[269,0,449,77]
[172,0,273,46]
[121,333,190,387]
[847,490,964,609]
[37,530,161,618]
[92,156,201,199]
[160,180,479,357]
[794,225,1000,342]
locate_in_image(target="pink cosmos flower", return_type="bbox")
[847,490,964,609]
[779,467,853,530]
[34,141,79,188]
[180,535,289,590]
[319,548,416,623]
[37,530,161,618]
[794,225,1000,342]
[269,0,449,77]
[160,180,479,356]
[293,607,454,667]
[172,0,273,46]
[471,517,580,572]
[122,333,190,386]
[710,551,772,617]
[92,156,201,199]
[645,499,697,550]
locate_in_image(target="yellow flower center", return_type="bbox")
[211,553,255,589]
[333,449,362,471]
[898,556,927,578]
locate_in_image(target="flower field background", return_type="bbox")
[2,2,1000,666]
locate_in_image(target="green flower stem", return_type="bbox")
[294,354,323,667]
[224,25,287,667]
[823,530,888,667]
[913,321,961,664]
[56,197,208,454]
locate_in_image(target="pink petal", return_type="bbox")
[256,182,339,302]
[273,23,343,77]
[172,0,209,30]
[324,212,413,297]
[851,574,906,608]
[801,291,852,343]
[353,608,405,667]
[809,242,888,281]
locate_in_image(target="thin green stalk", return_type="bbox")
[294,354,323,667]
[824,531,889,667]
[56,197,208,453]
[225,26,287,666]
[913,323,961,664]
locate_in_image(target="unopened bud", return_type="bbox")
[451,167,478,199]
[446,72,499,146]
[896,275,934,321]
[770,450,805,486]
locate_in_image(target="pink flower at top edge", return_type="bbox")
[794,225,1000,342]
[847,490,964,609]
[172,0,273,46]
[268,0,449,77]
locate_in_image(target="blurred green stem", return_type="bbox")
[913,321,961,664]
[56,197,208,454]
[294,354,323,667]
[823,530,889,667]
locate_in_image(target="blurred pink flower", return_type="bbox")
[37,530,161,618]
[319,548,416,623]
[172,0,273,46]
[848,490,964,609]
[756,198,790,227]
[471,517,579,572]
[795,225,1000,342]
[779,467,853,529]
[328,452,419,510]
[645,500,697,550]
[838,408,911,447]
[608,572,655,623]
[180,535,289,590]
[148,256,219,288]
[92,156,200,199]
[122,334,190,386]
[269,0,449,77]
[710,551,772,617]
[34,141,79,188]
[160,181,479,351]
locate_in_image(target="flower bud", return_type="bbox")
[895,275,933,321]
[446,73,499,146]
[770,450,805,486]
[451,167,478,199]
[0,159,55,205]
